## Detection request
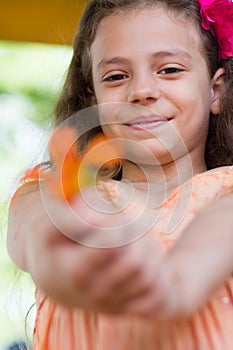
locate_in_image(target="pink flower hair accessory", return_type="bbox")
[198,0,233,60]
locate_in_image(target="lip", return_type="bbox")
[125,114,171,131]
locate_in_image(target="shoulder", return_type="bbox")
[204,165,233,176]
[182,166,233,207]
[193,166,233,190]
[163,166,233,214]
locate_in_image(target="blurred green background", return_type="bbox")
[0,40,72,349]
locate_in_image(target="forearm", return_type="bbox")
[7,183,44,271]
[167,193,233,316]
[8,184,233,317]
[7,183,80,305]
[7,184,118,309]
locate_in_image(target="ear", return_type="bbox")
[210,68,225,115]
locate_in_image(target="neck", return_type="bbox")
[121,153,207,192]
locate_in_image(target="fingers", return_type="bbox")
[66,237,167,315]
[36,184,175,317]
[40,185,106,243]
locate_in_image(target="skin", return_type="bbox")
[7,7,233,320]
[91,7,224,183]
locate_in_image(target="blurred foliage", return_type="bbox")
[0,40,72,349]
[0,40,72,125]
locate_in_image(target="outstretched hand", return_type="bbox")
[26,183,176,319]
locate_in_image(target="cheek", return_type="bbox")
[169,78,211,116]
[92,72,103,103]
[93,76,124,104]
[101,124,123,142]
[186,86,211,119]
[93,86,112,105]
[98,103,122,128]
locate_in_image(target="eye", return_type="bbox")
[158,67,184,75]
[103,73,128,82]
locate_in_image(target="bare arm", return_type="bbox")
[166,193,233,315]
[7,183,44,271]
[6,183,164,311]
[6,183,233,319]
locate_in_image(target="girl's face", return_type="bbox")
[90,6,220,176]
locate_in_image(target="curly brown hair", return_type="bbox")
[54,0,233,170]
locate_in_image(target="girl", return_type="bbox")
[7,0,233,349]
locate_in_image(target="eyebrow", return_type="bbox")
[97,57,130,71]
[96,49,192,71]
[152,50,192,61]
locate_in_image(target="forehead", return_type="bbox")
[90,6,204,64]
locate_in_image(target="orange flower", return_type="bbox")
[17,126,121,202]
[11,164,44,204]
[78,134,121,190]
[19,164,43,183]
[47,126,81,201]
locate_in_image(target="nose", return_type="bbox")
[127,73,160,105]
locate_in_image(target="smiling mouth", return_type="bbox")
[125,115,171,131]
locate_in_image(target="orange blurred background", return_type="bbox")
[0,0,87,45]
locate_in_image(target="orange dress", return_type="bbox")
[34,167,233,350]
